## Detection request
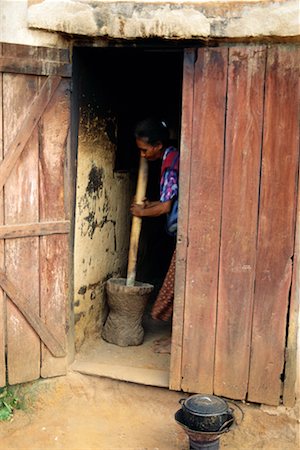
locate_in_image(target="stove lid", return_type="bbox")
[182,395,228,416]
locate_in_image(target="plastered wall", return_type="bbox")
[0,0,68,48]
[73,109,132,349]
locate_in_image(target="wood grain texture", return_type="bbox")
[39,78,70,377]
[2,44,69,63]
[214,47,266,399]
[0,220,70,239]
[0,43,5,387]
[248,46,300,405]
[64,106,75,365]
[127,157,149,286]
[0,45,71,383]
[169,49,195,391]
[0,75,60,192]
[181,48,228,394]
[283,157,300,406]
[0,270,65,357]
[4,72,41,384]
[0,57,72,77]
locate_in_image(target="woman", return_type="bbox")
[130,118,179,351]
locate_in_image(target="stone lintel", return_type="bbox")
[27,1,300,40]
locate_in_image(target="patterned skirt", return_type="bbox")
[151,250,176,321]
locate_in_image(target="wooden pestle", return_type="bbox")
[126,157,149,286]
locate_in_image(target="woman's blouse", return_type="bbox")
[160,146,179,203]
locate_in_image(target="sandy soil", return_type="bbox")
[0,371,298,450]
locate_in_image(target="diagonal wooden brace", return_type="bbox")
[0,269,66,358]
[0,75,61,191]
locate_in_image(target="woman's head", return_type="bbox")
[134,118,169,161]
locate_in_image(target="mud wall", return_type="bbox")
[73,109,132,349]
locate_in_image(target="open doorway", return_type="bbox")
[72,46,183,387]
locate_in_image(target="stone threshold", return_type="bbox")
[71,360,170,387]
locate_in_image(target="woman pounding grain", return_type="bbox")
[130,118,179,353]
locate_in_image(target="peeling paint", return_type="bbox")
[74,109,133,349]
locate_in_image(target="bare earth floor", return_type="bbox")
[0,371,298,450]
[72,318,171,388]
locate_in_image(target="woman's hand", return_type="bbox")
[130,197,150,217]
[130,203,145,217]
[130,199,172,218]
[143,198,150,208]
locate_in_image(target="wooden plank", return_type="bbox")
[2,44,39,60]
[0,43,5,387]
[0,270,65,358]
[2,44,69,63]
[0,75,61,192]
[65,86,76,365]
[38,47,70,64]
[0,57,72,77]
[126,157,149,285]
[214,46,266,400]
[39,78,70,377]
[0,220,70,239]
[4,72,41,384]
[283,159,300,406]
[248,46,300,405]
[180,48,228,394]
[169,49,196,390]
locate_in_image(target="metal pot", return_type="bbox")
[179,394,234,432]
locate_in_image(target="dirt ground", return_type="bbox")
[0,371,298,450]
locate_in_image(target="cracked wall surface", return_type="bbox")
[74,109,132,349]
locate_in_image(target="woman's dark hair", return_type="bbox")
[134,118,169,146]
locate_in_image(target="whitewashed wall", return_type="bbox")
[0,0,68,47]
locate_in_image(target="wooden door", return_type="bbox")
[0,44,72,386]
[170,45,300,406]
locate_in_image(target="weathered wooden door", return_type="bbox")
[170,45,300,406]
[0,44,72,386]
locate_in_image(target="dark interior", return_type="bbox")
[74,46,183,303]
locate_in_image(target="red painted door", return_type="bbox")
[0,43,72,385]
[170,45,300,406]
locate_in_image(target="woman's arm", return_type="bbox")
[131,199,172,217]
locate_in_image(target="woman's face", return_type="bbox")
[136,138,163,161]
